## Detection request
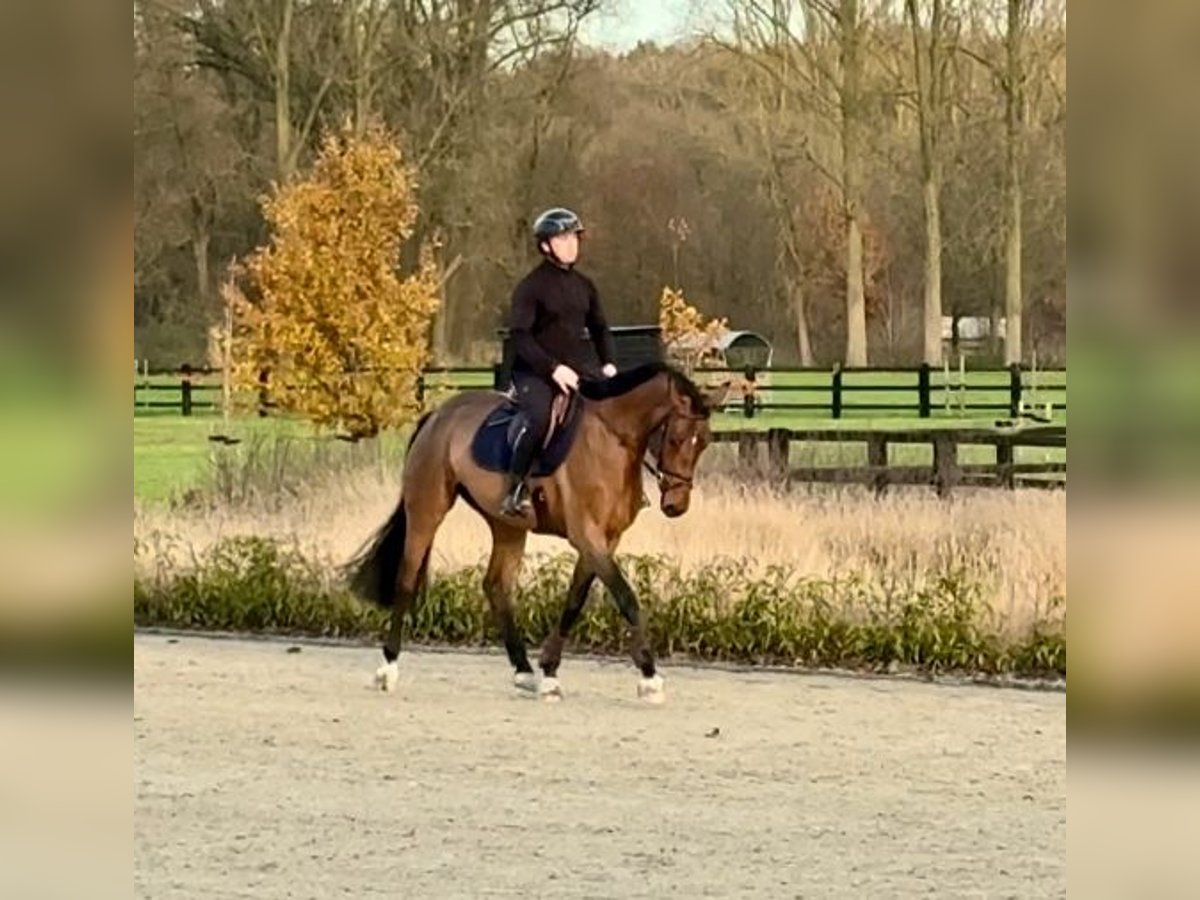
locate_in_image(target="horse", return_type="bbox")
[346,362,728,704]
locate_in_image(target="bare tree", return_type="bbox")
[752,86,816,365]
[719,0,876,365]
[181,0,340,183]
[136,1,254,334]
[956,0,1047,364]
[134,5,1066,368]
[905,0,959,365]
[1000,0,1027,365]
[341,0,389,136]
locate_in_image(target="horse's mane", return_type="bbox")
[579,362,710,413]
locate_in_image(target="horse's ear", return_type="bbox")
[701,380,733,412]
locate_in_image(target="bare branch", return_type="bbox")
[955,42,996,74]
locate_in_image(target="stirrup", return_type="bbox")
[500,481,532,517]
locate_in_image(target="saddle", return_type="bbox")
[470,388,585,478]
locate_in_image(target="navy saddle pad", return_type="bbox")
[470,393,584,477]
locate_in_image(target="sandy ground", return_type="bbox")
[134,634,1065,899]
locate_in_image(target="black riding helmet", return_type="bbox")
[533,207,585,251]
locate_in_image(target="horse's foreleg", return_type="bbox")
[538,557,596,683]
[586,548,664,704]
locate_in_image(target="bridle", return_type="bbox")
[642,409,707,493]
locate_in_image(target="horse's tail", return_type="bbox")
[346,412,435,609]
[347,500,408,609]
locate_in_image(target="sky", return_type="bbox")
[579,0,704,51]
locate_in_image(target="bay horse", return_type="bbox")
[347,362,728,703]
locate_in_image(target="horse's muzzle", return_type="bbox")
[661,497,688,518]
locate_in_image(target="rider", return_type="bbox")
[500,207,617,517]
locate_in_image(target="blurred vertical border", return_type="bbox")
[0,2,129,899]
[1071,0,1200,895]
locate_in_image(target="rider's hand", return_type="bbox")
[601,363,617,378]
[551,364,580,392]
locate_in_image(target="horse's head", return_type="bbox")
[652,376,731,518]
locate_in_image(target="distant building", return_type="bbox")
[942,316,1005,357]
[668,330,774,370]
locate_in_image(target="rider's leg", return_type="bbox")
[500,374,554,517]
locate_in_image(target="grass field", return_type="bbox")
[134,366,1066,503]
[133,415,415,504]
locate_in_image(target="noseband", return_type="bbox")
[642,410,707,493]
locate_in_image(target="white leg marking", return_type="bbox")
[375,661,400,692]
[513,671,538,693]
[637,673,665,704]
[538,676,563,702]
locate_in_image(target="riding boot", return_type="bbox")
[500,424,538,517]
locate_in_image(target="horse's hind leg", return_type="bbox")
[376,544,427,690]
[376,483,453,692]
[483,521,534,693]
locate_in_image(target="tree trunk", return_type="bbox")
[193,228,211,310]
[921,174,944,365]
[351,4,368,136]
[908,0,946,366]
[791,281,814,366]
[1004,0,1024,365]
[1004,165,1022,364]
[274,0,295,182]
[841,0,868,367]
[432,291,450,364]
[990,295,1003,357]
[845,211,867,366]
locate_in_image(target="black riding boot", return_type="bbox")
[500,424,539,517]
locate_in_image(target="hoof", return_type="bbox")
[375,661,400,692]
[539,676,563,703]
[638,673,665,705]
[513,671,538,694]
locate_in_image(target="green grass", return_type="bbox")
[133,414,386,504]
[134,417,218,502]
[134,366,1067,503]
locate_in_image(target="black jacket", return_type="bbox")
[507,259,615,380]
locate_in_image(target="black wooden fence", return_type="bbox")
[720,425,1067,496]
[134,362,1065,423]
[707,362,1065,421]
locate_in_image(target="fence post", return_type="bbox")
[180,364,193,417]
[737,432,760,473]
[933,434,960,498]
[766,428,789,480]
[743,365,757,419]
[867,433,888,497]
[832,364,843,419]
[257,368,269,417]
[995,436,1015,489]
[1009,362,1023,418]
[918,363,931,419]
[493,363,506,391]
